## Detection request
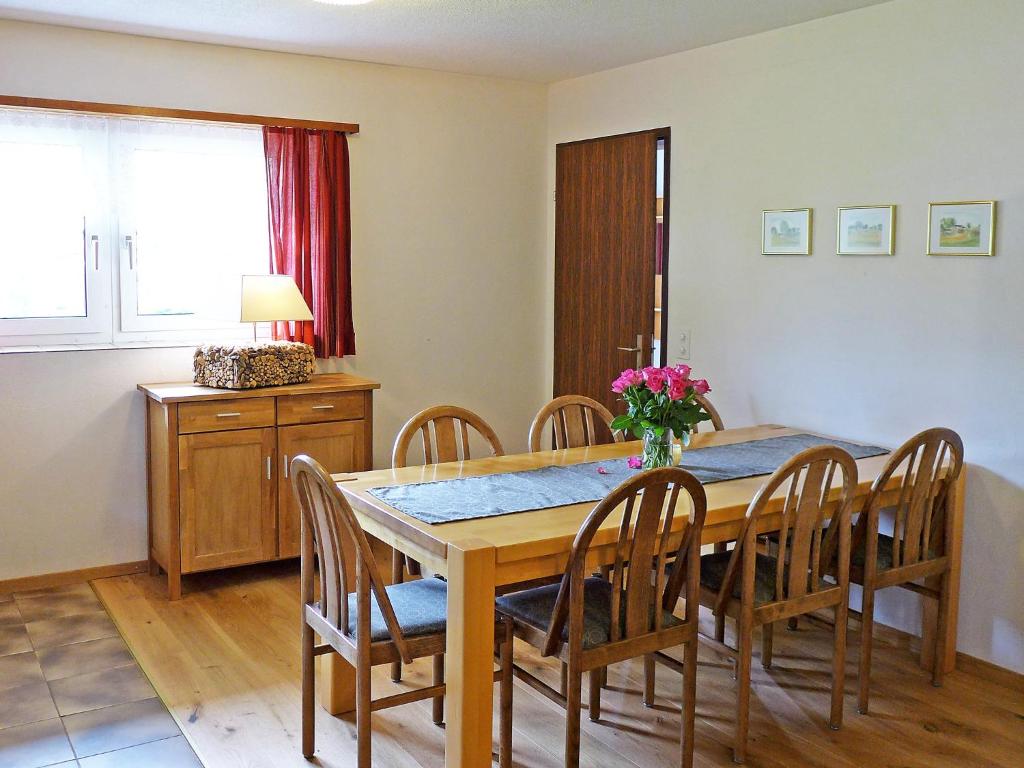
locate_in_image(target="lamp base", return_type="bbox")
[193,341,316,389]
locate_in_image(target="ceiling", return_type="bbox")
[0,0,893,82]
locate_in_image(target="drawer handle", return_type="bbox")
[265,456,272,480]
[311,404,335,411]
[216,412,242,418]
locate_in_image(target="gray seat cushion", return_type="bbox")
[344,577,447,641]
[700,551,780,604]
[495,576,682,650]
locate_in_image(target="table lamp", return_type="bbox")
[240,274,313,342]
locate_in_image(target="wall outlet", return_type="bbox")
[678,329,691,361]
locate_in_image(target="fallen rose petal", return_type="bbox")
[596,466,609,474]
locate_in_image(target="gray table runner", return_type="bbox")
[367,433,887,525]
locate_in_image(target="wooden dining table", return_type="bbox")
[322,424,965,768]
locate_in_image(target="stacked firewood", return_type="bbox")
[193,341,316,389]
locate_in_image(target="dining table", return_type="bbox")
[321,424,965,768]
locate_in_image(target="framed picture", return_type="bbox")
[927,201,996,256]
[762,208,812,255]
[837,205,896,256]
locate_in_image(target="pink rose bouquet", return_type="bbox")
[611,365,712,468]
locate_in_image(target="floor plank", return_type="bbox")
[93,563,1024,768]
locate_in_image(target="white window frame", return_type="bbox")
[0,107,274,353]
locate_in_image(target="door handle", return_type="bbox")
[617,333,645,368]
[283,454,289,479]
[265,456,272,480]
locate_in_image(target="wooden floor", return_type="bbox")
[93,562,1023,768]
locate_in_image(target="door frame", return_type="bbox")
[554,126,671,369]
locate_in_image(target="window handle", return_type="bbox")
[91,235,100,270]
[125,234,135,270]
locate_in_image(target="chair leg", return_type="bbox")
[733,613,753,764]
[431,654,445,725]
[499,620,513,768]
[638,655,655,708]
[390,550,405,683]
[932,571,952,688]
[565,664,583,768]
[589,668,602,721]
[714,610,726,643]
[681,638,698,768]
[356,648,372,768]
[761,622,774,669]
[857,584,875,714]
[599,665,608,689]
[301,623,315,759]
[830,600,848,731]
[560,661,568,696]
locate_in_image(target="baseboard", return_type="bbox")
[956,651,1024,693]
[0,560,148,594]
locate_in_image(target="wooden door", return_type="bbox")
[278,420,366,558]
[554,130,660,413]
[178,428,276,573]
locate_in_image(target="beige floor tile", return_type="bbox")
[36,637,134,683]
[62,698,180,759]
[15,592,104,624]
[0,717,76,768]
[25,612,117,651]
[0,601,23,626]
[0,679,58,729]
[0,651,45,692]
[77,735,199,768]
[49,664,156,717]
[0,624,33,657]
[13,584,95,601]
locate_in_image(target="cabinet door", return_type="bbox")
[278,420,366,558]
[179,428,276,573]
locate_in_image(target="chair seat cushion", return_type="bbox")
[344,577,448,642]
[699,551,780,604]
[495,577,682,650]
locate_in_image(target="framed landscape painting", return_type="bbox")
[762,208,812,255]
[927,201,996,256]
[837,205,895,256]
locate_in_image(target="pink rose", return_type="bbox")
[642,366,668,394]
[612,368,644,393]
[672,364,692,379]
[692,379,711,395]
[627,455,642,470]
[668,376,692,401]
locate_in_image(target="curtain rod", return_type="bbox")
[0,94,359,134]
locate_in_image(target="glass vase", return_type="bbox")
[642,428,679,469]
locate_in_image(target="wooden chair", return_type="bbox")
[496,467,708,768]
[842,427,964,714]
[390,405,505,683]
[696,446,858,763]
[692,392,725,432]
[528,394,624,452]
[291,455,513,767]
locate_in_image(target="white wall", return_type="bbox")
[547,0,1024,672]
[0,21,549,581]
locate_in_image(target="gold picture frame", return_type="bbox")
[927,200,996,256]
[837,205,896,256]
[762,208,812,255]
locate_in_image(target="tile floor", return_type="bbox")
[0,584,202,768]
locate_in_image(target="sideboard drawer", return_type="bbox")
[178,398,276,434]
[277,391,364,425]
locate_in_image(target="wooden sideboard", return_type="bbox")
[139,373,380,600]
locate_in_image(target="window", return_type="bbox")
[0,108,271,350]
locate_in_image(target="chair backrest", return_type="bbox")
[540,467,707,656]
[290,454,414,663]
[528,394,624,452]
[692,393,725,432]
[854,427,964,571]
[392,405,505,468]
[712,446,858,613]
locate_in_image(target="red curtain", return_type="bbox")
[263,127,356,358]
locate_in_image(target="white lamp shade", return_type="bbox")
[240,275,314,323]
